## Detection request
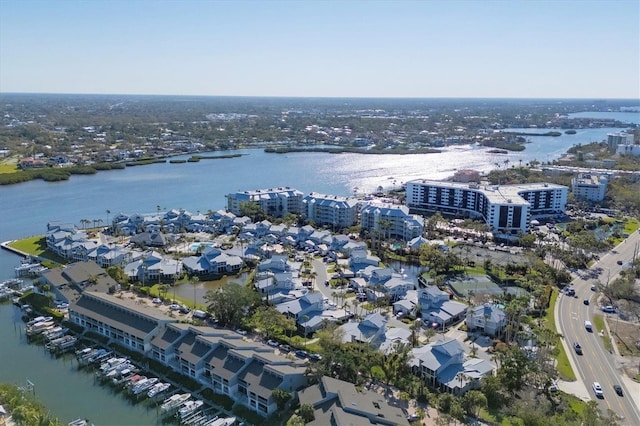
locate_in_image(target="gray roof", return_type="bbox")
[42,268,68,287]
[238,360,282,400]
[150,326,183,350]
[63,261,106,284]
[71,292,168,339]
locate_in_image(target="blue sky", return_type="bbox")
[1,0,638,98]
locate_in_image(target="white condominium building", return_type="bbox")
[607,132,634,151]
[226,187,304,218]
[405,180,568,236]
[302,192,360,229]
[360,203,424,241]
[571,173,608,202]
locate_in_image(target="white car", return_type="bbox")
[592,382,604,398]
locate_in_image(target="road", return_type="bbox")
[556,229,640,425]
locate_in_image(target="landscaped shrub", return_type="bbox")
[201,389,234,410]
[233,404,265,425]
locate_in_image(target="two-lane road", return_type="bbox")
[557,230,640,425]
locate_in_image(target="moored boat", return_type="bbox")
[147,382,170,398]
[178,400,203,418]
[161,393,191,411]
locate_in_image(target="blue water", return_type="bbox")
[0,124,630,422]
[568,111,640,124]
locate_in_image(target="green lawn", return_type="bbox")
[623,217,639,235]
[0,159,18,174]
[545,290,576,380]
[8,236,48,255]
[592,314,612,351]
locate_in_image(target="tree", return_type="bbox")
[246,305,295,340]
[272,388,291,411]
[204,282,260,328]
[498,344,531,392]
[239,201,267,222]
[462,390,487,419]
[299,403,315,423]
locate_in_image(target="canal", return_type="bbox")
[0,303,160,425]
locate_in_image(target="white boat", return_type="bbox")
[178,400,203,418]
[105,362,133,378]
[147,382,170,398]
[28,321,55,334]
[100,357,128,372]
[209,417,237,426]
[27,316,52,327]
[131,377,158,395]
[161,393,191,411]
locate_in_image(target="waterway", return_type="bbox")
[0,123,634,423]
[0,303,160,425]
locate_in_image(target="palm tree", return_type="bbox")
[80,219,90,230]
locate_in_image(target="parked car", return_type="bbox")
[309,353,322,362]
[169,304,181,311]
[295,350,308,359]
[279,344,292,353]
[267,339,279,347]
[235,329,247,336]
[152,298,162,304]
[602,306,615,313]
[613,384,623,396]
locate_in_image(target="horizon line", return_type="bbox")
[1,91,639,102]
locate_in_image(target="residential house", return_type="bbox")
[410,338,494,395]
[465,303,506,337]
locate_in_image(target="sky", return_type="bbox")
[0,0,639,99]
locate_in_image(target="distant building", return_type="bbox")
[226,187,303,218]
[405,179,568,237]
[571,173,608,202]
[617,143,640,157]
[451,169,481,183]
[302,192,359,229]
[607,132,634,152]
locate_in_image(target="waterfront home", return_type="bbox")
[124,251,182,283]
[226,187,304,218]
[409,338,493,395]
[69,291,177,353]
[257,255,289,273]
[465,303,507,337]
[298,376,409,426]
[41,260,118,303]
[302,193,360,229]
[182,246,243,276]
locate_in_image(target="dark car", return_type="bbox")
[613,384,623,396]
[573,342,583,355]
[617,260,623,265]
[295,350,308,359]
[583,299,590,305]
[309,353,322,362]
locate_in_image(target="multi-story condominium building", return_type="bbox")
[70,294,308,417]
[360,203,424,241]
[226,187,304,218]
[405,180,568,236]
[302,192,359,229]
[607,132,634,152]
[571,173,608,202]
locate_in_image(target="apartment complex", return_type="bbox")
[360,203,424,241]
[571,173,608,202]
[302,192,359,229]
[226,187,304,218]
[405,180,568,236]
[607,132,634,152]
[69,293,308,416]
